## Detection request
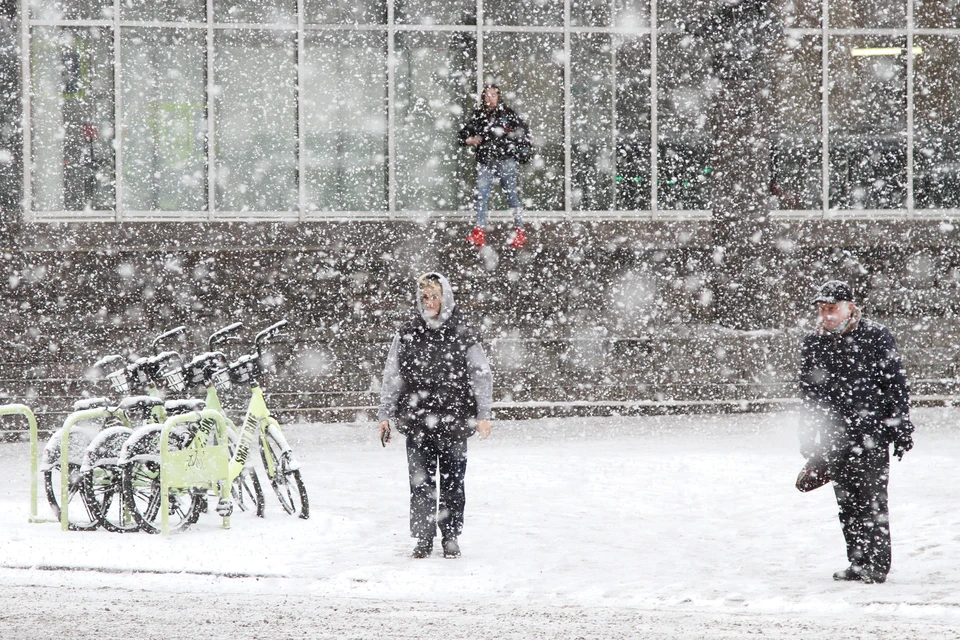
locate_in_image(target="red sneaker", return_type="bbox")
[466,226,486,247]
[509,227,527,249]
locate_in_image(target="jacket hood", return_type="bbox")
[416,272,456,328]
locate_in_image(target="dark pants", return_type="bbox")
[405,431,468,541]
[831,445,892,578]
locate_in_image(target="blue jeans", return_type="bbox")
[475,158,523,228]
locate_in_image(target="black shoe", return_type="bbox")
[860,569,886,584]
[442,537,461,559]
[833,566,863,581]
[412,538,433,559]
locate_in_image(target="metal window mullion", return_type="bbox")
[611,33,617,211]
[297,0,305,221]
[563,0,571,216]
[206,0,215,220]
[650,0,658,219]
[906,0,914,214]
[21,0,31,221]
[387,0,396,216]
[477,0,484,95]
[821,0,829,218]
[114,0,122,220]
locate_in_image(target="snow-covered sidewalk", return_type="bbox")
[0,409,958,639]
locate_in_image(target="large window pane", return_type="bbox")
[394,31,476,211]
[304,32,387,211]
[829,0,904,29]
[484,0,562,27]
[304,0,385,24]
[615,36,651,211]
[215,30,297,212]
[829,36,906,210]
[572,0,650,28]
[31,26,115,212]
[914,36,960,209]
[121,0,204,22]
[572,34,615,211]
[776,0,820,29]
[915,0,960,29]
[484,32,564,212]
[396,0,475,25]
[772,34,821,210]
[122,29,206,212]
[657,32,711,210]
[30,0,109,21]
[214,0,295,24]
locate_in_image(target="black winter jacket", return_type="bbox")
[799,318,913,457]
[395,307,480,437]
[458,104,529,165]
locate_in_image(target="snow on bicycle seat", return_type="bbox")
[118,395,164,411]
[163,398,206,415]
[72,397,109,411]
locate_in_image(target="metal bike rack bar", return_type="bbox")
[0,403,51,523]
[58,407,120,531]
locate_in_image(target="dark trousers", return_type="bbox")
[405,432,468,541]
[831,445,892,578]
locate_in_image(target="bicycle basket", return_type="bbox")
[228,354,261,385]
[212,367,232,391]
[106,368,131,394]
[162,366,188,393]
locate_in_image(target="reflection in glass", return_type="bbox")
[215,30,297,212]
[304,0,385,24]
[484,0,562,27]
[829,0,904,29]
[657,33,711,210]
[29,0,109,21]
[304,32,387,211]
[214,0,295,24]
[915,0,960,30]
[572,0,650,28]
[394,31,476,211]
[121,0,204,22]
[771,35,821,210]
[31,27,115,212]
[829,37,906,209]
[914,36,960,209]
[395,0,474,25]
[615,36,651,211]
[122,29,206,211]
[484,32,564,212]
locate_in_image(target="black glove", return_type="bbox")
[894,433,913,461]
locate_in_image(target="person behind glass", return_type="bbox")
[458,85,529,250]
[798,280,914,584]
[378,272,493,559]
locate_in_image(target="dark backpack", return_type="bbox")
[514,132,534,165]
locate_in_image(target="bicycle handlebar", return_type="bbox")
[208,322,244,350]
[255,320,288,347]
[151,325,187,353]
[92,354,124,372]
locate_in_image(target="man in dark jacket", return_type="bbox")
[798,280,914,584]
[378,272,493,559]
[458,85,530,249]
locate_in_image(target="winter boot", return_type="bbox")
[466,226,486,247]
[442,536,461,559]
[832,566,863,582]
[508,227,527,250]
[412,537,433,559]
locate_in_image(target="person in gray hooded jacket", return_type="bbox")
[378,272,493,559]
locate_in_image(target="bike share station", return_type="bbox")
[2,320,308,536]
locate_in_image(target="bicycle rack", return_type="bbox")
[159,409,232,535]
[0,403,51,524]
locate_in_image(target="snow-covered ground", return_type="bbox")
[1,409,958,639]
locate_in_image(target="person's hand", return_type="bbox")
[894,433,913,460]
[379,420,391,446]
[466,136,482,146]
[477,419,492,440]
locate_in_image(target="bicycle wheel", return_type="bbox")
[122,459,202,534]
[82,465,139,533]
[231,468,265,518]
[43,463,99,531]
[260,430,309,519]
